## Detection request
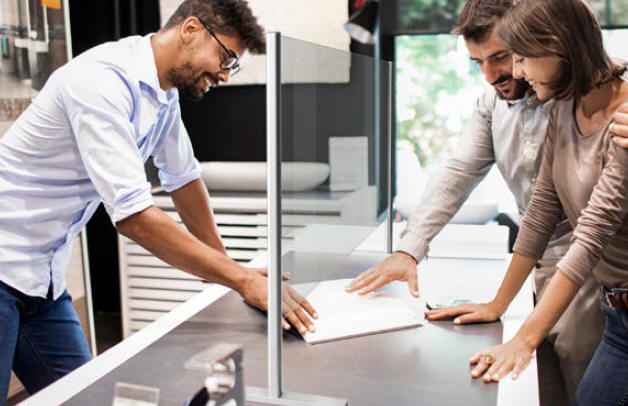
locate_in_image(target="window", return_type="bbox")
[394,28,628,218]
[396,34,483,168]
[395,0,628,34]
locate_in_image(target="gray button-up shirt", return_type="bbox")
[396,86,572,262]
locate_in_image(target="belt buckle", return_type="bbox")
[604,290,617,309]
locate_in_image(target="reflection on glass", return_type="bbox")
[269,34,394,400]
[278,36,391,285]
[112,382,160,406]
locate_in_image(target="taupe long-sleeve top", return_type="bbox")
[514,88,628,288]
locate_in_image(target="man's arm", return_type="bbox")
[170,178,227,254]
[427,107,563,323]
[62,68,314,332]
[611,102,628,147]
[117,206,317,334]
[346,90,498,297]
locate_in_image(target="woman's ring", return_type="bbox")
[481,355,494,364]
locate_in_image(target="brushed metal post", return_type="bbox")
[265,31,283,399]
[246,32,348,406]
[385,62,393,254]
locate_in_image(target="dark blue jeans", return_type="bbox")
[0,280,92,404]
[573,296,628,406]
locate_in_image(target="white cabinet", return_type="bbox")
[119,187,376,338]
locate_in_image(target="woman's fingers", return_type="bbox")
[470,352,493,378]
[491,360,516,382]
[512,354,532,380]
[483,359,505,382]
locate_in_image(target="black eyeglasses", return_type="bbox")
[198,19,240,77]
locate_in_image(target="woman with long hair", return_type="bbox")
[465,0,628,403]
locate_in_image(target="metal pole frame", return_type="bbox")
[266,31,283,399]
[246,32,347,406]
[62,0,72,60]
[385,62,393,254]
[373,11,393,254]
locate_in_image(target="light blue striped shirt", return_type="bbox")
[0,34,201,299]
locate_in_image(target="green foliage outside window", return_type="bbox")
[396,34,484,168]
[396,0,465,33]
[397,0,628,34]
[589,0,628,26]
[394,0,628,170]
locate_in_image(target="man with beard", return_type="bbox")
[346,0,628,403]
[0,0,317,400]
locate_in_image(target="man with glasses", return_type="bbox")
[0,0,317,400]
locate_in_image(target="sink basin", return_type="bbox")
[200,161,330,192]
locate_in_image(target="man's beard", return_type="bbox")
[492,75,531,100]
[166,62,215,101]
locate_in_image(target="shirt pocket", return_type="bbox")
[134,91,161,143]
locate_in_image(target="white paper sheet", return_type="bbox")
[301,279,424,345]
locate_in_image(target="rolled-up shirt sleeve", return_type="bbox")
[514,109,564,261]
[62,67,153,224]
[151,95,201,193]
[557,136,628,286]
[396,89,497,261]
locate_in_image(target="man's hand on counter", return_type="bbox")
[611,102,628,148]
[238,270,318,335]
[345,251,419,297]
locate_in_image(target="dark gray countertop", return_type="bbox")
[65,252,503,406]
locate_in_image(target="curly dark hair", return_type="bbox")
[163,0,265,54]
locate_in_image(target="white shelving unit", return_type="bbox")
[119,187,376,338]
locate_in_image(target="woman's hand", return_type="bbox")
[424,301,505,324]
[469,336,535,382]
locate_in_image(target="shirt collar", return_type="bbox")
[134,34,170,105]
[506,90,545,109]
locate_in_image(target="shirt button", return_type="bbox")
[535,262,542,268]
[531,177,537,183]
